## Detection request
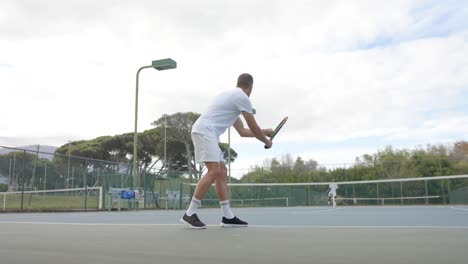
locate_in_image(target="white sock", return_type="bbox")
[220,200,234,219]
[186,197,201,216]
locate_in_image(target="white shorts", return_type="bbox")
[329,191,336,197]
[191,133,224,164]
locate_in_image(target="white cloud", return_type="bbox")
[0,0,467,173]
[385,113,468,142]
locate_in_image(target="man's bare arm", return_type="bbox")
[238,112,271,146]
[232,117,254,137]
[233,118,274,137]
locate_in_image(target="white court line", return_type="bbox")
[250,225,468,229]
[449,206,468,212]
[1,222,468,229]
[0,222,182,226]
[288,208,337,214]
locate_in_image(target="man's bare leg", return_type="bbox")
[192,162,225,200]
[185,162,224,216]
[214,162,228,201]
[182,162,246,227]
[212,162,234,219]
[181,162,224,229]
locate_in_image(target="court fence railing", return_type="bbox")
[180,174,468,208]
[0,145,181,211]
[2,145,468,211]
[2,187,103,211]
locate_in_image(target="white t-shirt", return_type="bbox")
[329,183,339,195]
[192,88,253,139]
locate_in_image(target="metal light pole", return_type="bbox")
[164,114,167,170]
[67,140,71,189]
[133,58,176,188]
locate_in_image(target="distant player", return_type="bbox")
[328,179,339,207]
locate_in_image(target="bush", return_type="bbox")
[0,183,8,192]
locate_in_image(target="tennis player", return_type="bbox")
[328,179,339,207]
[181,73,273,229]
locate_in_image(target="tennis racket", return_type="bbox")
[264,116,288,149]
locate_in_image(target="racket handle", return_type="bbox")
[264,145,271,149]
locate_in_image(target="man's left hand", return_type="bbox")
[262,128,275,138]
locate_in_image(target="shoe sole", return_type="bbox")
[220,223,248,228]
[180,218,207,229]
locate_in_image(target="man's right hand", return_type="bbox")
[264,139,273,149]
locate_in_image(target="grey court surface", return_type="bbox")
[1,206,468,264]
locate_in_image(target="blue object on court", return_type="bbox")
[120,190,134,199]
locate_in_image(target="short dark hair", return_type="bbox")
[237,73,253,88]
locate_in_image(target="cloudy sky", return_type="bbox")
[1,0,467,177]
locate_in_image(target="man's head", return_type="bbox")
[237,73,253,96]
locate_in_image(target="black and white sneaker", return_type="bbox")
[180,213,207,229]
[220,216,248,227]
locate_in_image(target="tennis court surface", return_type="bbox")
[1,206,468,264]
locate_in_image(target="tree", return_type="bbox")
[0,151,36,189]
[450,141,468,174]
[219,143,238,163]
[152,112,200,180]
[240,155,318,183]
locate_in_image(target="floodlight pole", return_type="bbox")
[133,65,153,189]
[133,59,176,189]
[164,114,167,170]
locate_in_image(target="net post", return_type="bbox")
[376,183,380,205]
[83,162,88,211]
[20,150,26,210]
[98,187,103,209]
[425,180,429,205]
[441,180,447,205]
[2,193,5,211]
[400,181,403,205]
[352,184,355,202]
[179,182,183,209]
[446,179,451,204]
